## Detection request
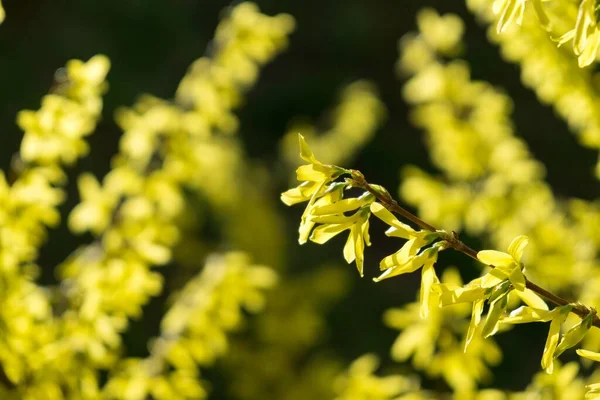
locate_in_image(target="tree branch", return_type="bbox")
[348,170,600,329]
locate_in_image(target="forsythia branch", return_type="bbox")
[347,169,600,329]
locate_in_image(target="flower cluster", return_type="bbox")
[219,266,351,400]
[3,1,600,398]
[390,9,600,396]
[102,253,276,400]
[57,2,296,381]
[0,55,110,397]
[468,0,600,177]
[282,132,600,398]
[0,3,296,398]
[398,8,598,296]
[479,0,600,67]
[282,135,443,279]
[384,268,502,393]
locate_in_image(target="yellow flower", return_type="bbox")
[554,309,596,359]
[282,134,361,255]
[493,0,525,33]
[434,278,487,307]
[309,196,372,276]
[500,304,582,374]
[434,273,547,351]
[296,182,345,244]
[69,173,120,235]
[477,235,528,292]
[368,202,439,282]
[280,181,326,206]
[577,349,600,398]
[295,133,347,184]
[554,0,600,67]
[493,0,550,33]
[65,54,111,114]
[417,8,464,55]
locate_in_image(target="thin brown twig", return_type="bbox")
[348,169,600,329]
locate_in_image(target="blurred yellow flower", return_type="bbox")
[417,8,464,55]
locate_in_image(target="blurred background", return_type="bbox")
[1,0,599,397]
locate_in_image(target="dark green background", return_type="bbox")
[1,0,598,395]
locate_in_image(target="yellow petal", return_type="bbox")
[436,284,486,306]
[579,30,600,68]
[374,247,436,282]
[477,250,514,267]
[370,202,416,239]
[309,221,353,244]
[362,219,371,247]
[310,214,354,224]
[379,238,419,270]
[577,349,600,363]
[516,288,548,310]
[465,299,485,352]
[299,219,316,244]
[78,173,102,201]
[508,267,526,292]
[481,266,510,289]
[507,235,528,262]
[555,310,595,358]
[281,186,308,206]
[542,306,571,373]
[482,293,508,338]
[311,197,368,215]
[353,225,365,276]
[343,227,356,265]
[531,0,551,30]
[497,0,522,33]
[373,263,417,282]
[553,29,575,47]
[419,260,438,319]
[135,241,171,265]
[296,164,327,182]
[299,181,327,243]
[573,0,592,55]
[281,181,325,206]
[500,306,555,324]
[298,134,317,163]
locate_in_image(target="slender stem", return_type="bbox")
[348,170,600,329]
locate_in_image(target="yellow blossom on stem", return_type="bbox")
[295,133,348,185]
[69,173,120,235]
[500,304,579,374]
[477,235,528,292]
[417,8,464,55]
[369,202,440,282]
[281,134,351,245]
[493,0,550,33]
[577,348,600,398]
[310,204,372,276]
[554,0,600,67]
